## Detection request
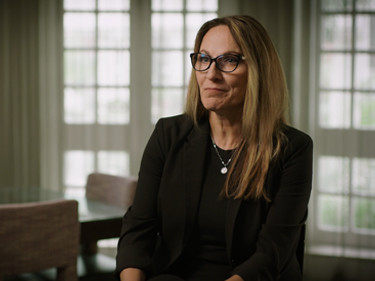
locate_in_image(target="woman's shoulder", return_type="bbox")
[155,114,194,134]
[156,113,192,126]
[153,114,201,143]
[280,125,313,156]
[282,125,313,145]
[151,114,209,154]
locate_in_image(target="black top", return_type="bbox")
[170,144,234,280]
[193,145,232,263]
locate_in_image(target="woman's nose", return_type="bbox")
[205,62,222,80]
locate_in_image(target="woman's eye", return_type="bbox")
[221,56,237,64]
[199,55,210,63]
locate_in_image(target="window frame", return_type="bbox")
[62,0,218,192]
[308,0,375,255]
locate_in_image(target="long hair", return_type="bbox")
[185,15,289,201]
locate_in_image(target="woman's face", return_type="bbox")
[196,25,248,117]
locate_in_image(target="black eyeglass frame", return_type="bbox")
[190,52,246,73]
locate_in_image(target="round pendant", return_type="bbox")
[221,167,228,174]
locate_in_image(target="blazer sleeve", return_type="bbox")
[232,129,313,281]
[116,119,166,276]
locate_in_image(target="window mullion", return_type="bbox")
[129,0,153,175]
[94,0,99,174]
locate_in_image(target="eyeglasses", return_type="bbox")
[190,53,245,73]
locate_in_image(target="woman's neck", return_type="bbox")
[209,112,243,150]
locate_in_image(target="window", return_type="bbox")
[63,0,218,194]
[151,0,217,122]
[63,0,131,193]
[310,0,375,254]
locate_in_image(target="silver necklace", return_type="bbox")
[211,137,234,175]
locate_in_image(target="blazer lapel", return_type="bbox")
[182,120,210,243]
[225,195,243,262]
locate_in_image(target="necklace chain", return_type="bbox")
[210,137,234,174]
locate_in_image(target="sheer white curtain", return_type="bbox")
[0,0,42,188]
[0,0,63,190]
[39,0,64,190]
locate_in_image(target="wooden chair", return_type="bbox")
[0,199,80,281]
[85,172,137,209]
[81,173,137,281]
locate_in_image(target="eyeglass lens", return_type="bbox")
[191,53,242,72]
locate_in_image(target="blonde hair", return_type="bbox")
[185,15,289,201]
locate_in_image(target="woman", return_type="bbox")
[116,15,313,281]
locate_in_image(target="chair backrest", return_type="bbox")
[85,173,137,209]
[0,199,79,281]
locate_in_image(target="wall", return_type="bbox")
[0,0,63,189]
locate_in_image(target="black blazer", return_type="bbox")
[116,114,313,281]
